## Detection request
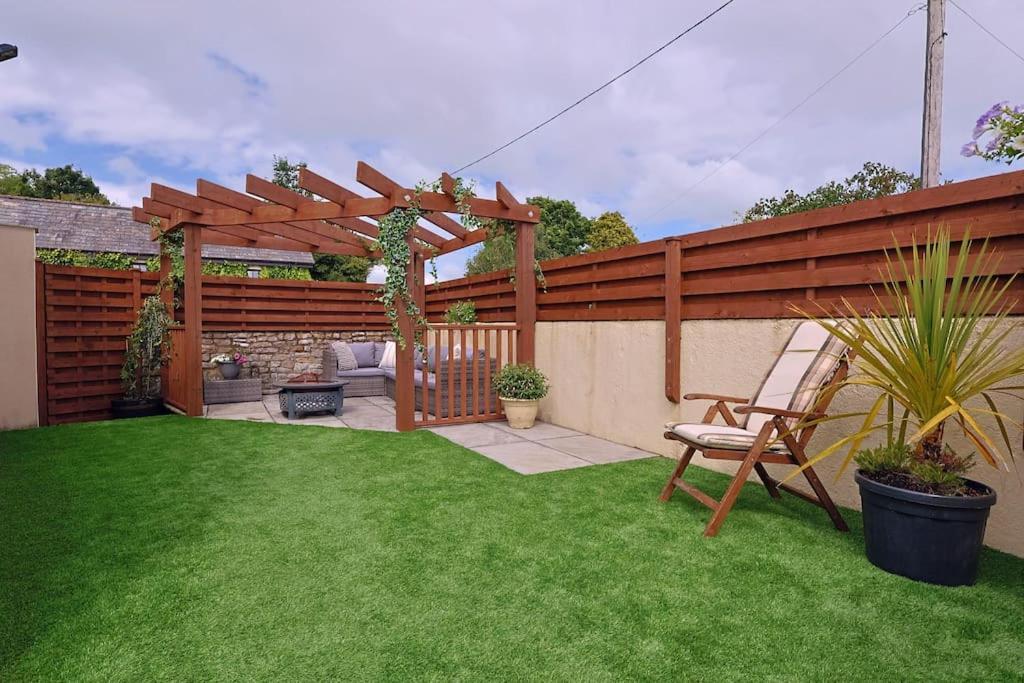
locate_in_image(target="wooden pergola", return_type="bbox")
[133,161,541,430]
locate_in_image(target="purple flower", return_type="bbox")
[985,132,1004,153]
[961,141,978,157]
[973,101,1008,140]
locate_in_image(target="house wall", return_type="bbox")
[534,320,1024,557]
[0,225,39,430]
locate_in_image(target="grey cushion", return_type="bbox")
[383,367,436,389]
[331,341,358,371]
[338,367,386,377]
[373,341,387,366]
[349,342,376,368]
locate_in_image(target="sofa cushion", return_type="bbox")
[331,341,358,371]
[349,342,377,368]
[378,341,396,369]
[338,366,387,377]
[382,367,436,388]
[373,341,387,366]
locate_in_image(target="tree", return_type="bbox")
[465,196,591,276]
[270,155,372,282]
[0,163,111,204]
[741,162,920,223]
[586,211,638,252]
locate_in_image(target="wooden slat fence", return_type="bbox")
[201,276,387,330]
[426,170,1024,321]
[36,263,160,425]
[413,323,518,427]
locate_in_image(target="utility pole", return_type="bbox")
[920,0,946,188]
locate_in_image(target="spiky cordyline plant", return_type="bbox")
[786,228,1023,483]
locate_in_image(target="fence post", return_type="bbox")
[664,237,682,403]
[35,261,49,426]
[183,224,204,417]
[515,222,536,365]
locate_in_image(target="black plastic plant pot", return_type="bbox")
[111,398,166,420]
[855,470,996,587]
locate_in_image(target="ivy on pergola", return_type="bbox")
[133,161,541,258]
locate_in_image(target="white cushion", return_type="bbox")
[744,321,845,436]
[377,341,396,369]
[665,422,789,452]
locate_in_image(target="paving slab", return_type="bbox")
[542,434,653,465]
[473,441,590,474]
[207,401,267,417]
[426,423,524,448]
[491,420,582,441]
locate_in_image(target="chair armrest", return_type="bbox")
[683,393,749,403]
[733,404,818,420]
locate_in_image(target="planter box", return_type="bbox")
[203,378,262,405]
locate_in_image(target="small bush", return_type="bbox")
[492,364,549,400]
[854,442,912,473]
[444,300,477,325]
[262,265,312,280]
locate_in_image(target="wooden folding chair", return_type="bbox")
[659,321,852,537]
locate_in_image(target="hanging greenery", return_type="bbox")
[375,177,482,348]
[376,177,546,346]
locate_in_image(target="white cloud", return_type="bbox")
[0,0,1020,272]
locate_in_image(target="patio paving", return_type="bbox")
[204,395,657,474]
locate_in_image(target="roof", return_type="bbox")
[0,194,315,266]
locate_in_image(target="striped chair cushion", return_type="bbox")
[742,321,848,437]
[665,422,790,452]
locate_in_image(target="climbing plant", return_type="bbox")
[376,177,546,346]
[376,177,480,348]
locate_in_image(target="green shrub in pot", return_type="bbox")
[493,364,549,428]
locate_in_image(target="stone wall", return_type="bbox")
[202,330,391,392]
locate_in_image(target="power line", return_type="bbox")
[451,0,739,174]
[638,3,927,229]
[949,0,1024,66]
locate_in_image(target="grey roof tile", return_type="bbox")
[0,194,315,266]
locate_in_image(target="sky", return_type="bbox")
[1,0,1020,281]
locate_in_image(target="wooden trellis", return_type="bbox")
[134,161,541,430]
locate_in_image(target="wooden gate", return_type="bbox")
[413,323,518,427]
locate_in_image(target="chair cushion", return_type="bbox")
[349,342,377,368]
[744,321,848,436]
[665,422,790,453]
[331,341,358,371]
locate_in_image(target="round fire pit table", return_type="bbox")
[274,380,349,419]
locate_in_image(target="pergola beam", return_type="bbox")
[354,161,470,241]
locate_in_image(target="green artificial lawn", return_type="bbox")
[2,417,1023,680]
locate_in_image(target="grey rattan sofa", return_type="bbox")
[384,355,498,418]
[322,342,387,397]
[322,341,497,417]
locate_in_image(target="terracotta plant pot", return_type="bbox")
[501,397,539,429]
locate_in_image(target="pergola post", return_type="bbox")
[515,222,537,365]
[394,239,422,432]
[158,242,174,405]
[182,224,204,417]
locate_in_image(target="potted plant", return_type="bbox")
[113,295,173,419]
[444,300,477,325]
[211,350,249,380]
[493,364,549,429]
[790,229,1023,586]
